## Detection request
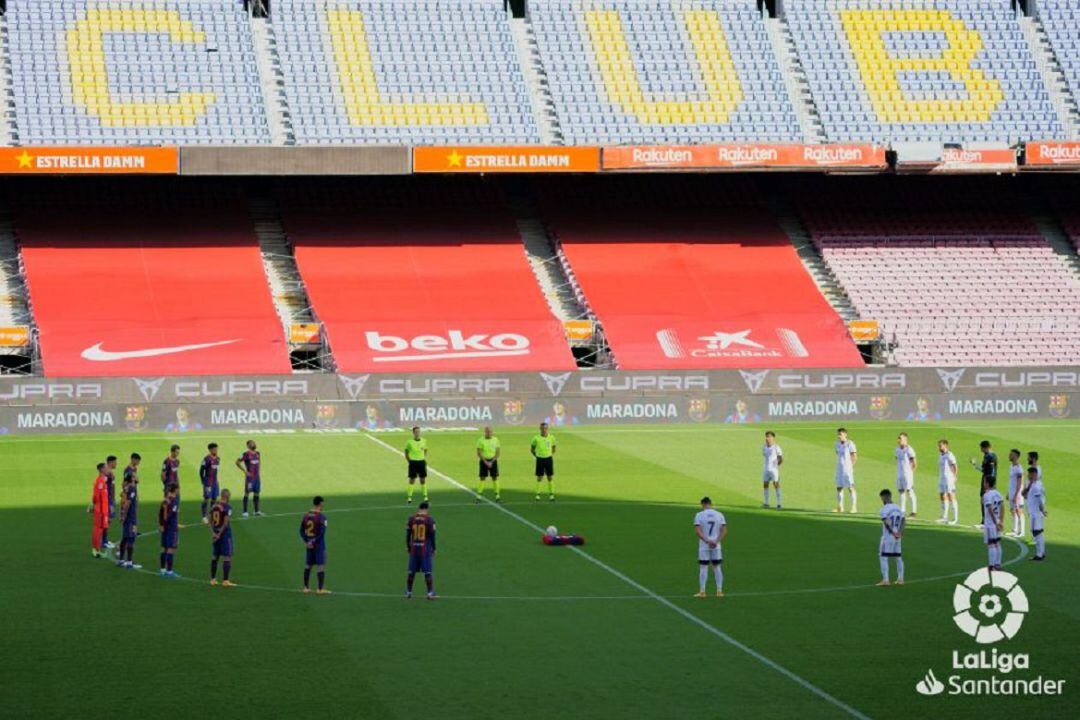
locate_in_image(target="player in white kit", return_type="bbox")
[1024,466,1047,561]
[936,440,959,525]
[894,433,917,516]
[981,476,1004,571]
[693,497,727,598]
[877,489,905,586]
[1027,451,1043,483]
[762,431,784,509]
[833,428,858,514]
[1006,449,1025,538]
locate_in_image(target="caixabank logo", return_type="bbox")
[916,569,1065,698]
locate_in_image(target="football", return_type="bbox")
[545,525,558,537]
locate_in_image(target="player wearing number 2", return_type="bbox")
[693,497,727,598]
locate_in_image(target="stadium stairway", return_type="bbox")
[765,12,826,143]
[1030,211,1080,281]
[509,13,564,144]
[246,189,327,370]
[0,201,34,372]
[250,12,296,146]
[1018,11,1080,139]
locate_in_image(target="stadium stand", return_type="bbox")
[282,180,577,371]
[1038,0,1080,132]
[273,0,542,145]
[7,0,271,146]
[785,0,1065,144]
[538,177,864,369]
[795,179,1080,366]
[530,0,802,145]
[15,183,291,376]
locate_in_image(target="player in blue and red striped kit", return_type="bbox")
[158,483,181,578]
[161,444,181,500]
[299,497,329,594]
[200,443,221,524]
[116,456,142,569]
[236,440,262,517]
[406,502,437,600]
[209,489,235,587]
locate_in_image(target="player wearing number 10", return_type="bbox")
[406,502,437,600]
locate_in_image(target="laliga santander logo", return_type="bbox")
[952,568,1028,644]
[366,330,531,363]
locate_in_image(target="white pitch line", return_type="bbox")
[363,434,871,720]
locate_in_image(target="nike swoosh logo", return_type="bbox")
[81,340,241,362]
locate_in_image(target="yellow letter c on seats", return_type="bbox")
[67,8,217,126]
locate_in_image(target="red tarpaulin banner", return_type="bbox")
[1025,141,1080,168]
[602,144,887,171]
[289,212,577,372]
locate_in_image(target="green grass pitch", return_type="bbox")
[2,420,1078,719]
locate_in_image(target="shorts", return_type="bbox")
[212,535,233,558]
[408,551,433,574]
[122,524,138,543]
[938,479,956,494]
[1009,494,1024,509]
[161,529,179,549]
[407,460,427,480]
[879,536,902,557]
[762,469,779,484]
[203,483,220,501]
[896,475,914,492]
[983,527,1001,545]
[245,478,261,494]
[835,469,854,488]
[698,546,723,564]
[479,459,499,479]
[1030,513,1045,534]
[535,457,554,477]
[305,546,326,567]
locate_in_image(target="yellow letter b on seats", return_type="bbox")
[840,9,1003,123]
[67,9,216,126]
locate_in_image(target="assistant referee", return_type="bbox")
[475,425,501,503]
[531,422,557,502]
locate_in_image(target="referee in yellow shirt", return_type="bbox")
[531,422,556,502]
[404,426,428,504]
[475,425,501,503]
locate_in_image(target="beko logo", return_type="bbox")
[578,375,710,393]
[972,371,1079,389]
[172,380,310,398]
[0,382,103,400]
[774,373,907,391]
[366,331,531,362]
[377,378,511,395]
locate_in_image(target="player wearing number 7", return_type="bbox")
[693,497,727,598]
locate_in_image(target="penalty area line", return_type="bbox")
[362,433,870,720]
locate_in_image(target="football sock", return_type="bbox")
[952,499,960,523]
[1018,514,1025,537]
[895,558,905,582]
[424,574,433,593]
[407,573,416,592]
[775,489,782,506]
[493,481,501,498]
[126,544,134,562]
[880,557,890,581]
[1035,534,1045,557]
[166,554,174,572]
[712,565,723,592]
[698,565,708,592]
[850,488,857,511]
[254,495,260,513]
[475,481,484,497]
[201,500,208,518]
[160,552,167,570]
[211,558,219,579]
[303,567,311,588]
[243,495,249,514]
[836,489,844,510]
[102,528,109,545]
[763,487,770,505]
[535,480,542,497]
[407,485,415,502]
[548,479,555,497]
[910,491,917,514]
[223,561,231,581]
[941,499,947,519]
[900,493,907,514]
[317,571,325,590]
[422,486,429,501]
